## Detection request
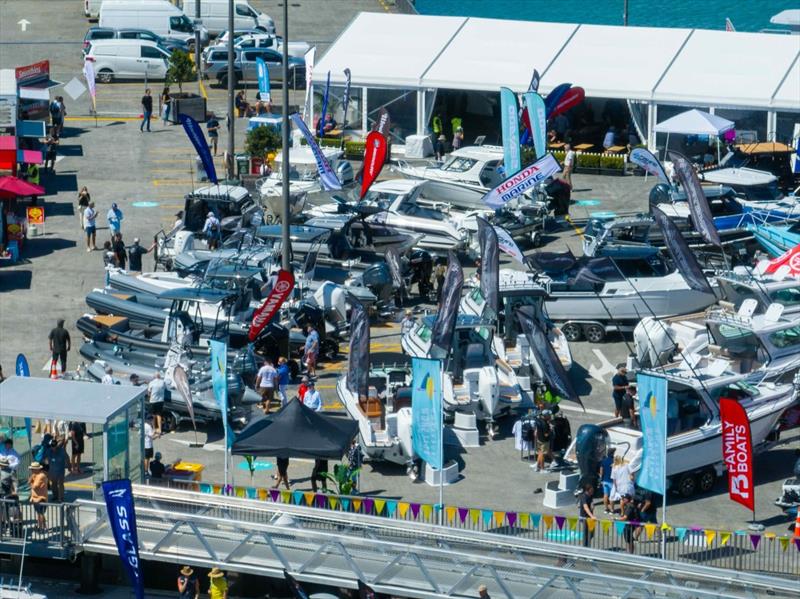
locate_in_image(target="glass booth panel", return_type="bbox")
[714,108,767,143]
[367,87,417,144]
[775,112,800,145]
[311,85,364,135]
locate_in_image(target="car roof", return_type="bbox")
[89,39,162,48]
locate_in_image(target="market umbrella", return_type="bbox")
[232,398,358,459]
[0,176,45,199]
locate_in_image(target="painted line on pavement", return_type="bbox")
[199,80,208,100]
[65,482,95,490]
[558,403,615,418]
[153,180,194,186]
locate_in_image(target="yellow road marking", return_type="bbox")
[65,482,95,490]
[199,79,208,100]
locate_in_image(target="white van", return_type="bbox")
[85,39,170,82]
[99,0,209,45]
[187,0,275,36]
[85,0,102,18]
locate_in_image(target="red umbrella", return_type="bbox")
[0,176,44,199]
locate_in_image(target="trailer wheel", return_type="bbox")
[562,322,583,342]
[530,231,542,247]
[161,411,179,434]
[697,468,716,493]
[584,323,606,343]
[676,472,697,498]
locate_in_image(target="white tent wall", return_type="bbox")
[313,13,800,147]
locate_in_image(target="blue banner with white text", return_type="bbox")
[636,373,668,495]
[102,479,144,599]
[255,57,271,101]
[317,70,331,138]
[523,92,547,160]
[209,339,233,447]
[179,114,217,184]
[411,357,443,470]
[500,87,521,177]
[291,113,342,191]
[15,354,32,447]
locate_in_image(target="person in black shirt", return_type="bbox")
[618,493,639,553]
[127,237,153,272]
[149,452,165,479]
[578,481,596,547]
[206,112,220,155]
[634,487,660,541]
[611,364,629,417]
[68,421,84,474]
[620,384,637,428]
[140,88,153,132]
[48,319,71,374]
[112,233,127,270]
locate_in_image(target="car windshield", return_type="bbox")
[170,15,193,33]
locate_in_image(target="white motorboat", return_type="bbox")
[393,145,505,192]
[717,267,800,314]
[599,368,798,497]
[336,366,415,467]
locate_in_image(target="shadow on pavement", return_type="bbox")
[43,172,79,193]
[57,143,84,157]
[24,236,77,259]
[0,269,32,291]
[45,201,75,217]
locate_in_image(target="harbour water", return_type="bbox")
[414,0,797,32]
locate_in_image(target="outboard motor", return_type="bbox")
[312,282,348,326]
[574,424,610,492]
[362,262,394,311]
[293,300,327,340]
[328,230,351,261]
[407,249,433,297]
[648,183,673,208]
[253,321,290,365]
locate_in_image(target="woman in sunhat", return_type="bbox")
[207,567,228,599]
[177,565,199,599]
[28,462,48,531]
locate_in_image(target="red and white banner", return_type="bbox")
[549,86,585,120]
[248,270,295,341]
[760,243,800,276]
[720,397,755,512]
[360,130,388,199]
[15,60,49,85]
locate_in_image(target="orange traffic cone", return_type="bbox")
[794,509,800,538]
[49,359,59,380]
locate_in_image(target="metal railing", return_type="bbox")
[0,499,77,558]
[76,485,799,599]
[155,478,800,579]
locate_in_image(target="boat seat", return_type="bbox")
[359,396,384,420]
[394,387,412,411]
[465,343,490,370]
[90,314,130,331]
[111,292,135,301]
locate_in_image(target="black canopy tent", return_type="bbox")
[232,399,359,459]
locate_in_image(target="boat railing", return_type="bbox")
[705,307,754,327]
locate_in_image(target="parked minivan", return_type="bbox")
[188,0,275,36]
[99,0,209,46]
[85,39,170,83]
[83,27,190,54]
[84,0,102,19]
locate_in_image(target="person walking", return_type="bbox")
[202,211,221,250]
[207,568,228,599]
[311,458,328,493]
[297,375,310,403]
[532,410,552,472]
[147,371,166,435]
[272,457,290,490]
[112,233,127,270]
[84,202,98,251]
[578,481,596,547]
[276,357,290,407]
[160,86,171,125]
[77,187,91,226]
[235,91,248,118]
[599,448,615,514]
[107,202,123,238]
[44,135,59,173]
[207,112,220,156]
[48,319,71,375]
[255,360,277,413]
[45,437,68,502]
[141,88,153,132]
[611,364,629,418]
[562,143,575,188]
[143,415,155,473]
[400,309,415,337]
[303,324,320,378]
[177,565,199,599]
[49,97,63,135]
[28,462,48,532]
[68,421,84,474]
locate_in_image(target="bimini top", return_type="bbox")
[314,12,800,111]
[0,376,144,424]
[158,287,238,303]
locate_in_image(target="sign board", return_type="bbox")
[26,206,44,225]
[15,61,50,86]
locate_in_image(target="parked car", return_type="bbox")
[216,28,269,43]
[99,0,209,46]
[202,35,309,64]
[193,0,275,36]
[85,39,170,83]
[83,27,188,55]
[203,48,305,89]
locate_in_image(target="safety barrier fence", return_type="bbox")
[0,499,76,557]
[157,478,800,578]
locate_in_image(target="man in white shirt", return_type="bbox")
[255,360,277,413]
[562,143,576,188]
[101,366,114,385]
[143,416,155,473]
[147,371,166,435]
[0,439,20,471]
[304,381,322,412]
[202,211,221,249]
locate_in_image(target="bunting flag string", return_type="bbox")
[566,516,578,531]
[280,490,291,503]
[614,521,627,537]
[586,519,596,533]
[410,503,421,519]
[352,499,363,512]
[719,532,731,547]
[445,506,457,523]
[494,511,506,526]
[458,507,469,523]
[342,498,351,512]
[374,499,386,515]
[779,537,790,551]
[519,513,529,528]
[482,510,493,527]
[676,527,688,541]
[531,513,541,528]
[750,535,761,550]
[507,512,517,528]
[703,530,715,546]
[601,520,612,534]
[645,524,658,541]
[398,502,409,518]
[421,504,433,520]
[269,489,279,502]
[470,509,480,525]
[386,501,396,516]
[304,491,315,506]
[329,497,339,510]
[542,515,554,530]
[364,498,375,514]
[554,516,566,530]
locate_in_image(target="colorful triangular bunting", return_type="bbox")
[374,499,386,515]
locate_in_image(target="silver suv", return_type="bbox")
[202,48,305,89]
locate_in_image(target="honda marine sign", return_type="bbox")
[482,153,560,209]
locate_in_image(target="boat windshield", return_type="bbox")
[768,286,800,306]
[768,325,800,349]
[665,384,714,435]
[708,321,766,364]
[417,323,432,342]
[441,156,477,173]
[362,190,401,210]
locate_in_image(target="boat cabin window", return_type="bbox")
[614,256,670,278]
[768,287,800,306]
[708,322,765,365]
[441,157,477,173]
[666,387,713,435]
[768,325,800,349]
[394,197,445,221]
[722,282,763,310]
[478,160,504,187]
[741,183,782,203]
[417,323,432,343]
[708,197,743,216]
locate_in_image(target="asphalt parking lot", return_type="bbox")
[1,0,798,538]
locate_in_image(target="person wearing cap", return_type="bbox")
[101,365,114,385]
[28,462,48,531]
[532,410,552,473]
[207,567,228,599]
[400,309,415,337]
[127,237,154,272]
[477,584,491,599]
[177,565,199,599]
[203,211,221,250]
[107,202,123,238]
[48,318,71,375]
[304,381,322,412]
[149,452,165,480]
[297,375,310,403]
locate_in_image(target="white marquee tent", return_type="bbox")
[653,109,734,135]
[311,12,800,146]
